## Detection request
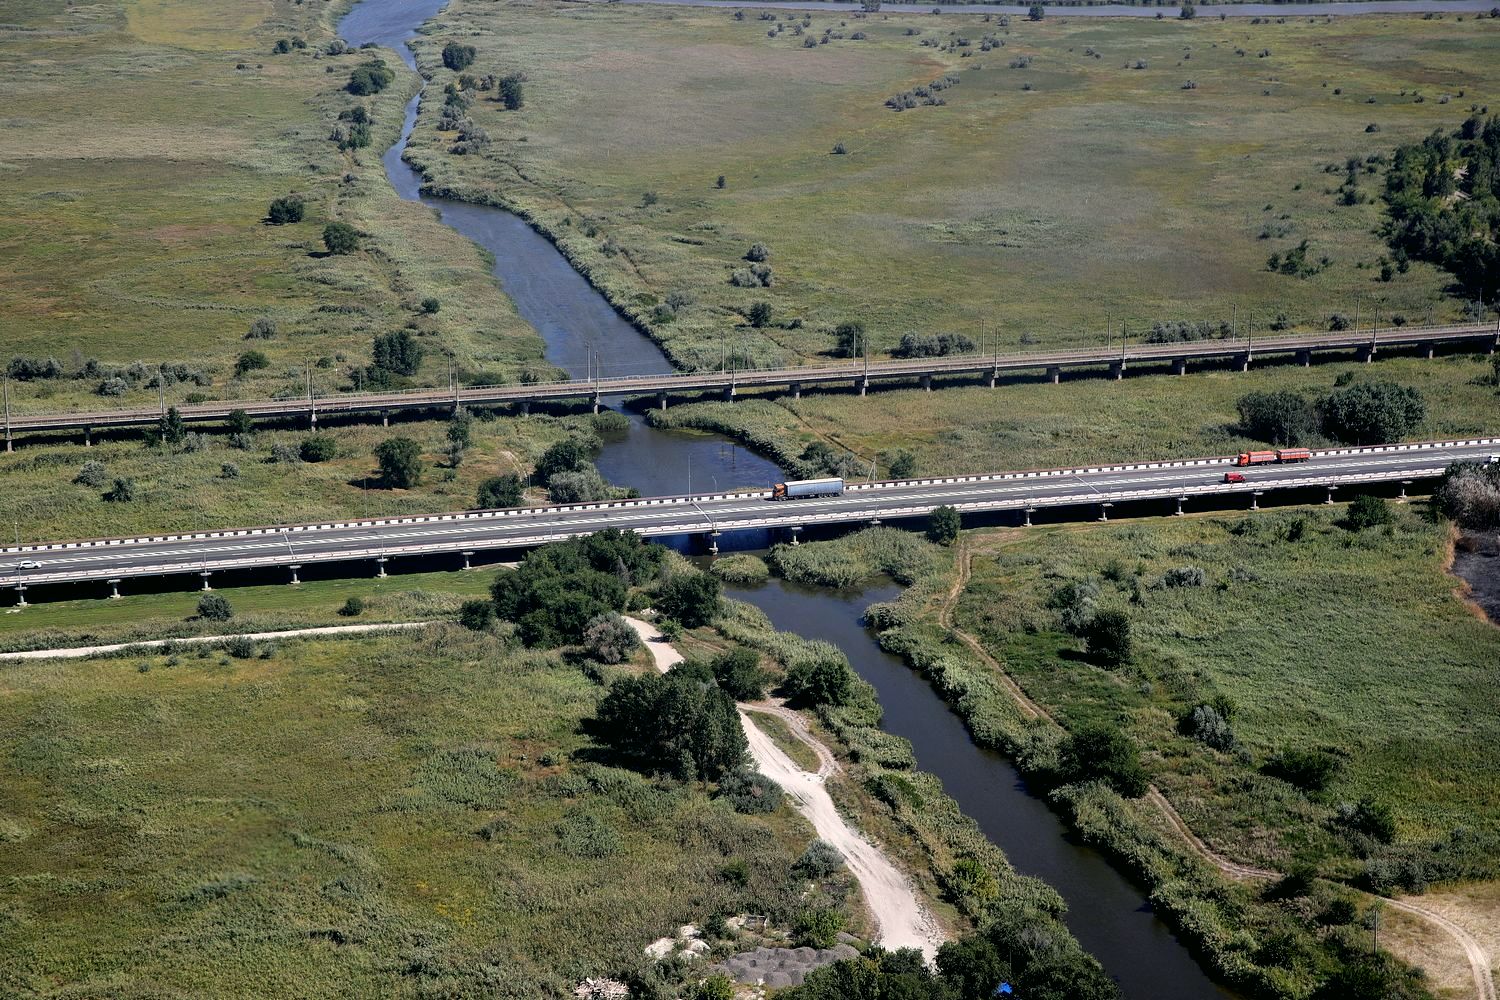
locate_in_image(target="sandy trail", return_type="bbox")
[0,622,433,661]
[624,617,944,960]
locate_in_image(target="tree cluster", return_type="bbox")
[892,332,976,358]
[1236,380,1425,446]
[590,669,746,781]
[346,59,394,96]
[490,530,664,647]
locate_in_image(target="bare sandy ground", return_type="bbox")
[0,622,434,661]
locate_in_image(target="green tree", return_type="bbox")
[346,60,394,95]
[446,409,473,450]
[583,612,640,664]
[266,195,304,225]
[1083,607,1132,666]
[783,649,855,707]
[591,671,747,780]
[226,409,254,436]
[747,300,773,328]
[833,320,865,358]
[196,593,233,621]
[710,646,772,700]
[884,449,917,479]
[458,599,495,631]
[441,41,476,71]
[1318,381,1426,444]
[374,436,424,488]
[1179,2,1196,17]
[1236,390,1317,445]
[927,505,961,545]
[234,350,270,377]
[371,329,423,376]
[299,434,337,463]
[532,435,601,484]
[158,406,186,445]
[322,222,360,255]
[792,908,845,948]
[1061,723,1148,797]
[1028,3,1045,18]
[656,573,722,627]
[498,73,525,110]
[477,473,524,509]
[1346,494,1393,529]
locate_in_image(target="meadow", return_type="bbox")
[0,625,824,997]
[409,0,1499,369]
[0,0,545,418]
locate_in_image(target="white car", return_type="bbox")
[1489,454,1500,466]
[16,560,42,570]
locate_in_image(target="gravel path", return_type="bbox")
[624,617,944,960]
[0,622,433,661]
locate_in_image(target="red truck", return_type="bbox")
[1235,448,1312,467]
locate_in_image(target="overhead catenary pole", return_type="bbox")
[3,377,11,453]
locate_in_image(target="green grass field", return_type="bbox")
[956,509,1499,879]
[0,626,827,997]
[409,0,1499,369]
[0,0,544,418]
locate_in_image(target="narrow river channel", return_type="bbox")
[339,0,1237,993]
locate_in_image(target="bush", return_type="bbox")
[339,596,365,617]
[1060,724,1148,797]
[892,332,975,358]
[745,242,770,262]
[477,473,524,509]
[299,435,337,463]
[196,593,233,621]
[219,462,240,479]
[441,41,476,71]
[747,301,773,328]
[591,672,746,780]
[458,599,495,631]
[782,648,855,707]
[1158,566,1206,588]
[791,907,845,948]
[1434,461,1500,528]
[492,531,662,647]
[375,437,423,488]
[234,351,269,378]
[655,573,722,627]
[1263,748,1342,792]
[74,460,109,489]
[420,296,441,314]
[583,613,640,664]
[1082,608,1131,666]
[547,467,612,504]
[245,317,277,340]
[832,320,864,359]
[1236,390,1317,445]
[927,505,960,546]
[346,60,394,95]
[498,73,524,110]
[709,554,769,585]
[710,647,772,700]
[717,769,783,814]
[1318,381,1425,444]
[224,636,256,659]
[533,435,601,483]
[322,222,360,255]
[371,329,423,376]
[1339,797,1396,844]
[1345,494,1392,529]
[266,196,304,225]
[1179,704,1236,752]
[103,477,137,502]
[795,839,846,878]
[270,443,301,465]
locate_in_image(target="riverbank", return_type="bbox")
[1450,530,1500,627]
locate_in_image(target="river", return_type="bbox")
[340,0,1236,993]
[1453,532,1500,625]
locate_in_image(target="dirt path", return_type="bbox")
[941,538,1497,1000]
[0,622,434,661]
[624,617,944,960]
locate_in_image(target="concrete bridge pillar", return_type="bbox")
[1172,358,1187,376]
[289,565,301,586]
[309,407,317,429]
[83,427,92,447]
[856,378,868,397]
[1399,480,1411,502]
[200,571,212,592]
[920,374,933,392]
[517,401,530,416]
[382,410,390,427]
[1046,367,1060,385]
[1097,502,1112,522]
[658,392,668,411]
[988,369,998,388]
[1422,342,1435,360]
[1297,350,1311,368]
[1489,333,1497,355]
[1237,354,1251,373]
[592,392,601,415]
[1175,495,1186,516]
[722,386,736,402]
[1022,506,1034,527]
[107,579,121,600]
[376,556,388,578]
[462,550,474,571]
[1324,485,1338,505]
[708,530,721,556]
[1109,362,1124,381]
[1250,491,1263,511]
[1358,345,1374,364]
[791,383,801,400]
[14,585,26,609]
[5,432,12,454]
[788,526,802,546]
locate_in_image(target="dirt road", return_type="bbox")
[624,617,944,960]
[0,622,434,661]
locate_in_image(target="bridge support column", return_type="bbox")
[376,556,388,578]
[708,530,721,556]
[869,517,881,527]
[200,571,212,592]
[790,383,801,400]
[856,378,867,397]
[722,386,736,402]
[4,433,10,454]
[988,369,998,388]
[1358,345,1374,364]
[921,374,933,392]
[1422,342,1435,359]
[1097,502,1112,522]
[83,427,92,447]
[1237,354,1251,373]
[1172,358,1187,376]
[592,392,601,415]
[1297,349,1311,368]
[518,401,530,416]
[1023,506,1034,527]
[658,392,667,411]
[1489,333,1497,355]
[381,410,390,427]
[1399,480,1411,502]
[1046,367,1060,385]
[1250,491,1263,511]
[788,526,802,546]
[107,579,121,600]
[1325,485,1338,506]
[309,407,317,429]
[462,550,474,571]
[14,585,26,609]
[288,564,301,586]
[1109,362,1124,381]
[1175,495,1186,516]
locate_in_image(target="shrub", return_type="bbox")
[1318,381,1425,444]
[1327,312,1351,331]
[782,648,855,707]
[747,301,773,328]
[458,599,495,631]
[322,222,360,255]
[346,60,394,95]
[884,449,917,478]
[717,769,783,814]
[831,140,848,154]
[1060,723,1148,797]
[1263,748,1342,792]
[795,839,845,878]
[655,573,722,627]
[74,460,109,489]
[103,476,137,502]
[477,473,524,509]
[234,350,269,378]
[1345,494,1392,529]
[196,593,233,621]
[591,672,746,780]
[498,73,524,110]
[583,613,640,664]
[492,531,661,647]
[227,409,254,436]
[791,907,845,948]
[892,331,975,358]
[1158,566,1206,588]
[927,505,961,546]
[441,41,476,71]
[1434,461,1500,528]
[547,467,611,504]
[833,321,865,358]
[710,647,772,700]
[745,242,770,262]
[1339,797,1396,843]
[533,435,601,483]
[1180,704,1236,752]
[266,196,304,225]
[555,811,621,858]
[372,329,423,376]
[219,462,240,479]
[245,317,277,340]
[339,596,365,617]
[420,296,441,314]
[1082,608,1131,666]
[709,554,769,585]
[97,377,129,397]
[224,636,256,659]
[375,437,423,488]
[1236,390,1317,446]
[157,406,186,445]
[269,443,301,465]
[299,435,337,463]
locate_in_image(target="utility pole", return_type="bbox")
[1230,302,1237,341]
[3,377,11,454]
[1106,311,1112,350]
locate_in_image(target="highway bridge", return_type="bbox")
[1,438,1492,602]
[4,322,1497,447]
